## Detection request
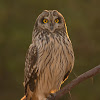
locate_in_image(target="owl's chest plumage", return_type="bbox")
[34,33,74,97]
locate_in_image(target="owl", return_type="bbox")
[24,10,74,100]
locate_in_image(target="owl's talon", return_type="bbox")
[47,93,56,99]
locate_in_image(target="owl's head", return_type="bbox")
[34,10,66,32]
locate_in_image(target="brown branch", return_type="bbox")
[21,65,100,100]
[49,65,100,100]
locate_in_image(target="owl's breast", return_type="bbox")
[36,34,74,74]
[35,35,74,94]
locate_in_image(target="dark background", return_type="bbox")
[0,0,100,100]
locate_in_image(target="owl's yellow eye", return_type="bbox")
[55,18,59,23]
[43,19,48,23]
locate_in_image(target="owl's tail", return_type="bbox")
[21,85,38,100]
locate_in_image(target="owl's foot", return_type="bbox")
[47,93,56,100]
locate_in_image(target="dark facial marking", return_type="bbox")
[41,17,45,24]
[56,17,62,23]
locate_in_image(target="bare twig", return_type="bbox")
[49,65,100,100]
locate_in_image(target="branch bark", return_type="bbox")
[49,65,100,100]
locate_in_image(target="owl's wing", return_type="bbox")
[24,43,38,94]
[63,70,71,82]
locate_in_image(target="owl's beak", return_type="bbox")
[50,23,54,31]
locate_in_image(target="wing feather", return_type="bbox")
[24,43,38,94]
[63,71,70,82]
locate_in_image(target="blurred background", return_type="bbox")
[0,0,100,100]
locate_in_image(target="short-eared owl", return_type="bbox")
[24,10,74,100]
